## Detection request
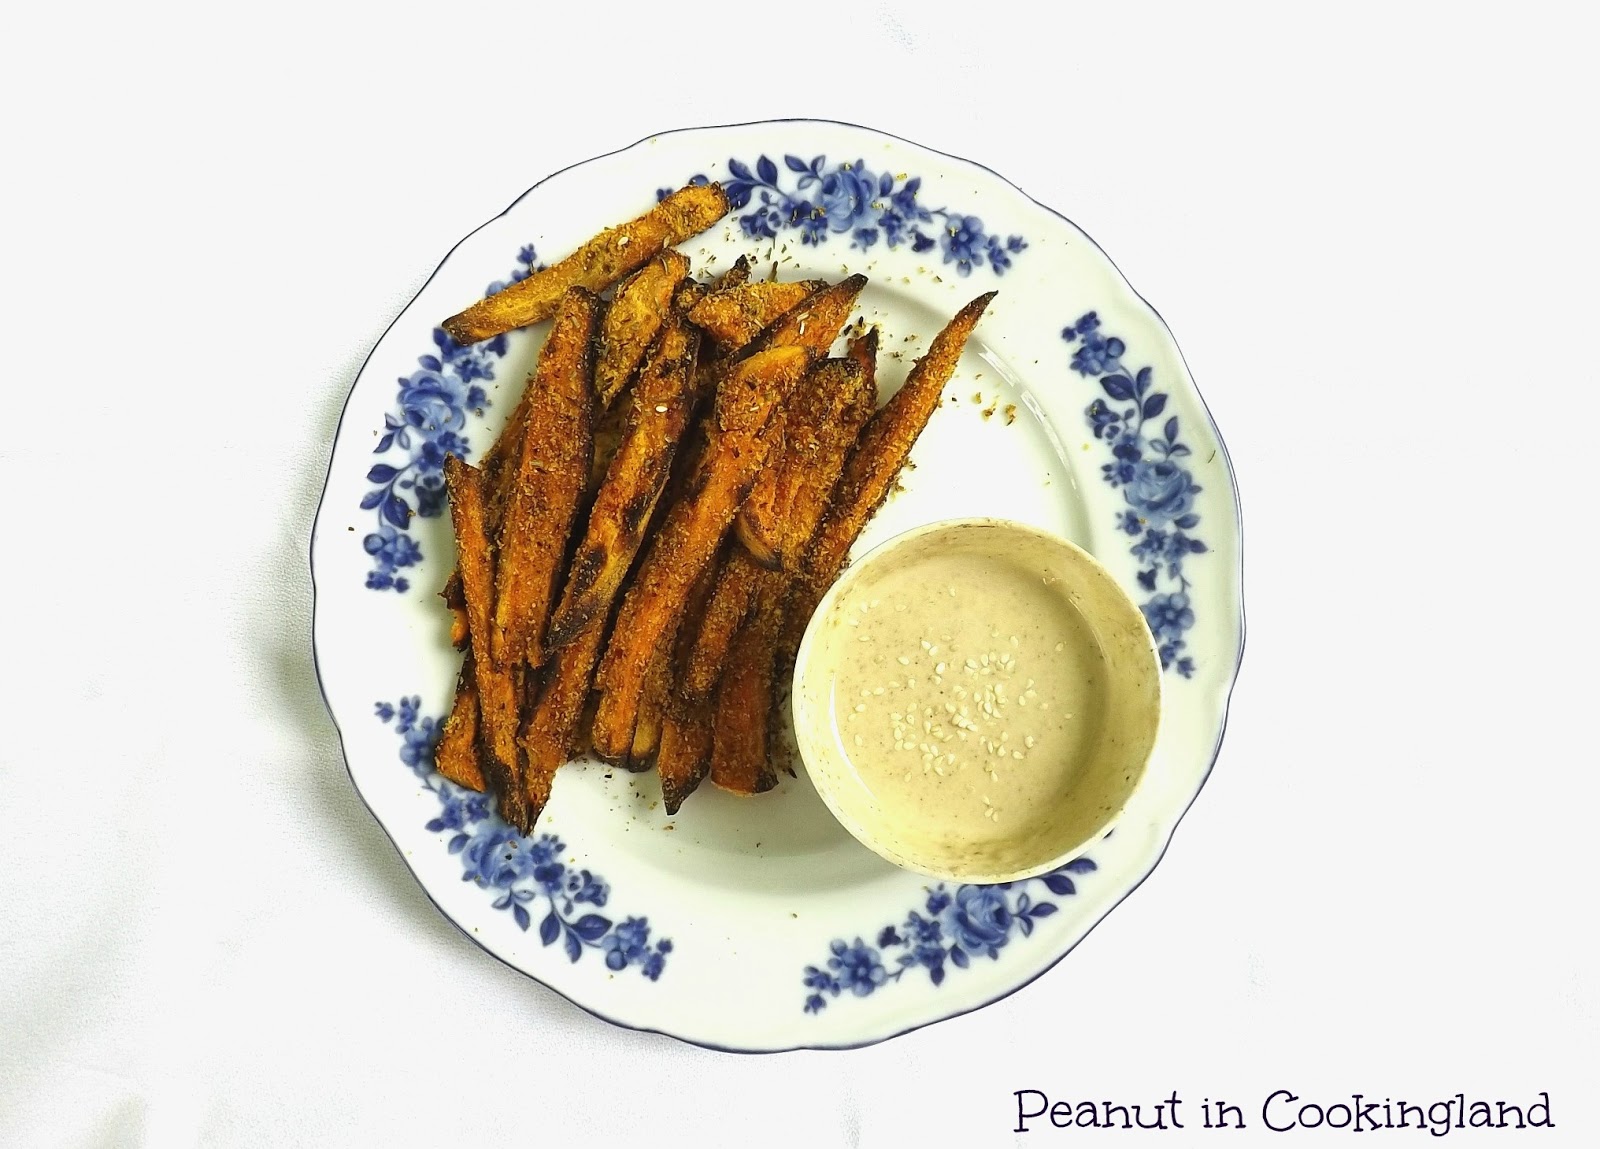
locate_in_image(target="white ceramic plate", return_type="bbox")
[310,119,1244,1052]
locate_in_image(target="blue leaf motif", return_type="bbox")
[1142,394,1167,419]
[539,910,560,947]
[367,463,399,483]
[1064,857,1098,874]
[359,489,385,510]
[1043,873,1077,896]
[374,432,395,454]
[573,913,612,942]
[513,903,531,932]
[419,354,442,372]
[563,929,582,963]
[756,155,778,184]
[1102,375,1134,401]
[949,946,970,969]
[382,494,411,530]
[1030,903,1059,918]
[727,158,753,182]
[1164,416,1179,443]
[784,154,809,173]
[448,833,468,854]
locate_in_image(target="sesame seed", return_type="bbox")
[1055,642,1065,652]
[897,656,910,665]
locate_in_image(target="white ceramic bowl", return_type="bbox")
[792,518,1163,884]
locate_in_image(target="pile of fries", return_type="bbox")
[431,183,994,834]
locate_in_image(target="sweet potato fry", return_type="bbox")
[434,654,486,792]
[627,637,675,769]
[443,455,523,820]
[709,604,782,796]
[492,288,598,672]
[781,292,996,661]
[735,355,873,570]
[658,700,713,815]
[629,552,720,770]
[684,358,875,701]
[442,183,730,344]
[711,254,753,289]
[738,274,869,360]
[589,345,812,761]
[687,280,825,353]
[546,314,700,649]
[519,621,604,824]
[594,252,689,407]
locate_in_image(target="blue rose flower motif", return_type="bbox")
[430,788,487,830]
[1143,592,1195,643]
[941,214,986,275]
[878,207,905,246]
[943,884,1014,957]
[565,868,609,907]
[1072,333,1126,376]
[603,916,652,971]
[1123,460,1198,526]
[463,827,539,890]
[816,163,877,232]
[890,176,929,222]
[363,527,422,570]
[827,938,887,997]
[398,368,472,438]
[797,209,829,245]
[1086,398,1121,440]
[397,717,436,772]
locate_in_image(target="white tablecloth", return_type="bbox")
[3,3,1595,1145]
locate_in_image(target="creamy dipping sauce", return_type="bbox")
[821,551,1103,836]
[792,521,1161,881]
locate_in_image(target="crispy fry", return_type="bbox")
[685,358,875,701]
[735,356,873,570]
[738,274,868,359]
[492,288,598,672]
[687,280,825,353]
[627,636,675,769]
[781,292,996,661]
[443,455,524,822]
[519,622,604,824]
[709,603,782,796]
[442,574,469,650]
[658,700,713,814]
[546,315,700,648]
[442,183,730,344]
[434,654,486,792]
[594,252,689,407]
[589,345,812,761]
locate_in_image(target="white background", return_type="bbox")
[2,2,1595,1145]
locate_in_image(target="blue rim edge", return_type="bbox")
[307,116,1247,1055]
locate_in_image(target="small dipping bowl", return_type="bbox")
[792,519,1162,884]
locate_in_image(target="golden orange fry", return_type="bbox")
[589,345,811,761]
[434,654,486,792]
[594,252,689,408]
[441,183,730,344]
[491,288,597,672]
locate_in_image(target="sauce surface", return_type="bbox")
[812,548,1107,852]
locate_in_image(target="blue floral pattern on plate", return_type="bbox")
[801,858,1096,1014]
[665,155,1028,276]
[1064,313,1207,677]
[359,248,545,592]
[375,698,671,979]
